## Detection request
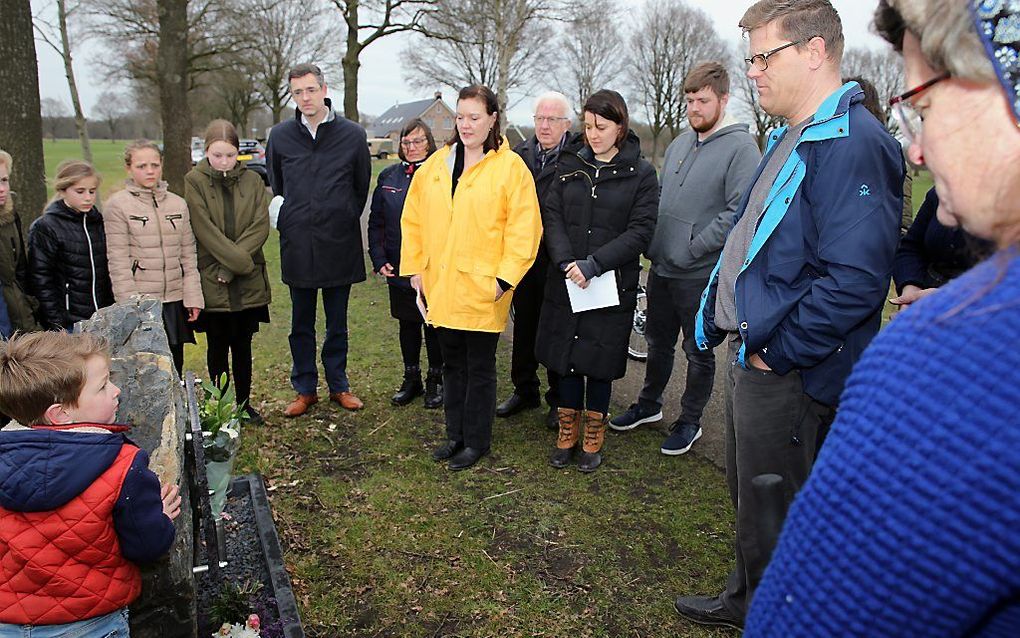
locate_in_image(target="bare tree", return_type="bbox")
[89,0,239,93]
[33,0,93,162]
[629,0,728,164]
[41,97,69,141]
[735,75,785,151]
[332,0,438,122]
[842,46,904,128]
[557,5,627,113]
[241,0,334,124]
[93,91,132,141]
[403,0,557,116]
[0,0,48,222]
[156,0,192,194]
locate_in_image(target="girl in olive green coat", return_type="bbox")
[184,120,272,423]
[0,150,40,333]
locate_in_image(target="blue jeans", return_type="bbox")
[289,285,351,395]
[0,608,129,637]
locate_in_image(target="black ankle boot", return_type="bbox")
[391,365,423,406]
[423,367,443,409]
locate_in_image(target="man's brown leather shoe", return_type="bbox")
[283,394,318,418]
[330,391,364,411]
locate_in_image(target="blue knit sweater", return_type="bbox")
[746,248,1020,637]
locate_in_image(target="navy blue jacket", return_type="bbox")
[696,83,904,406]
[367,162,419,290]
[0,425,176,563]
[266,99,372,288]
[893,188,994,293]
[0,287,11,338]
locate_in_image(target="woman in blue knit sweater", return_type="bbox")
[746,2,1020,636]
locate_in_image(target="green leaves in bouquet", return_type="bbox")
[200,373,246,462]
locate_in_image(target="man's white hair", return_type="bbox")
[533,91,572,118]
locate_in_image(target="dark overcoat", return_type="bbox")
[535,131,658,380]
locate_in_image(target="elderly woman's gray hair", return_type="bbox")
[874,0,994,82]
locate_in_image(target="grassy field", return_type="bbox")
[38,139,935,636]
[42,139,136,200]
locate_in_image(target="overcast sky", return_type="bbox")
[34,0,889,127]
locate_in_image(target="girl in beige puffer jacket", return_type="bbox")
[104,140,204,374]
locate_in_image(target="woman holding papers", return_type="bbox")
[536,89,658,473]
[400,85,542,471]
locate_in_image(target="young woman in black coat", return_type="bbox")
[536,90,659,472]
[367,119,443,408]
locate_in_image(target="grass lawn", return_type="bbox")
[42,138,137,200]
[166,156,735,636]
[39,139,933,635]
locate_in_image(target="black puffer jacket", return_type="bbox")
[536,131,659,380]
[27,200,115,330]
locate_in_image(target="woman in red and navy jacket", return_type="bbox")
[367,119,443,409]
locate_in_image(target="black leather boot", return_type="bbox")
[391,365,423,406]
[423,367,443,409]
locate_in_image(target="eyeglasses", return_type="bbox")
[533,116,569,125]
[888,73,950,145]
[745,37,814,72]
[400,137,428,148]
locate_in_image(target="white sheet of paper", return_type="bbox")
[268,196,284,229]
[566,270,620,313]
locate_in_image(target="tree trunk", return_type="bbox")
[58,0,92,163]
[341,3,361,123]
[156,0,192,195]
[0,0,47,223]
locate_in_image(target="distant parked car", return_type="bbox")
[191,137,204,165]
[238,139,269,186]
[368,137,394,160]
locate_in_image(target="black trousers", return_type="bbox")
[207,329,255,408]
[637,271,716,424]
[720,337,836,621]
[437,328,501,449]
[511,256,559,406]
[558,374,611,414]
[398,320,443,370]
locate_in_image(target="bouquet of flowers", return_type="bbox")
[201,375,246,517]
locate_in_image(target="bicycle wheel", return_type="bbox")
[628,284,648,362]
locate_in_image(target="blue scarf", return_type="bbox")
[972,0,1020,123]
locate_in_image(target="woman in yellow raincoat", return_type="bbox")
[401,84,542,471]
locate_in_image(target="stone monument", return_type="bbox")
[77,298,196,637]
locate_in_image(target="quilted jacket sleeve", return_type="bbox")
[112,448,176,564]
[27,220,70,330]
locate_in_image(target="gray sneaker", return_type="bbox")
[608,404,663,431]
[661,422,702,456]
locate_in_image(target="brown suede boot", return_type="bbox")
[578,410,607,473]
[549,408,581,469]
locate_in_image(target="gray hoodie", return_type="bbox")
[647,117,761,279]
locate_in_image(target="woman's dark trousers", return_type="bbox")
[207,330,255,407]
[437,328,500,449]
[399,320,443,369]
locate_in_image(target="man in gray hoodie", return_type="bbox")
[609,62,761,455]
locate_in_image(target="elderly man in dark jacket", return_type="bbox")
[676,1,903,630]
[266,63,372,417]
[495,91,573,427]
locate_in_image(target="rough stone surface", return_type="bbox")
[76,297,197,637]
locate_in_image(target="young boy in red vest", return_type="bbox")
[0,331,180,636]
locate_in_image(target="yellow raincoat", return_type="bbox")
[400,141,542,332]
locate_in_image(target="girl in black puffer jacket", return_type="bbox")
[28,161,115,331]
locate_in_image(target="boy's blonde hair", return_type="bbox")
[0,332,110,425]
